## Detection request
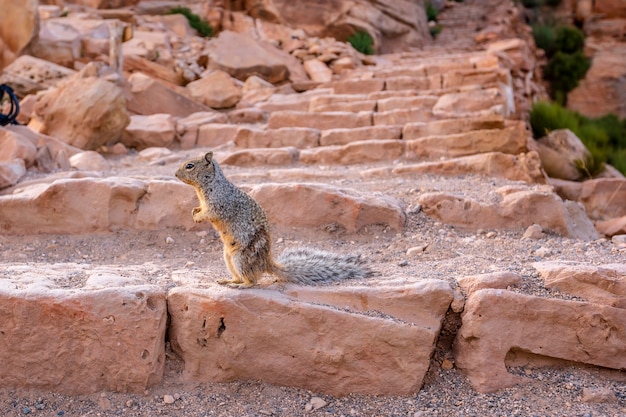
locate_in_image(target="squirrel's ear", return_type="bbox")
[204,151,213,164]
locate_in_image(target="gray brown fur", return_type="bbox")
[175,152,372,288]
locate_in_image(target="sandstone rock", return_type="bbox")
[324,78,384,94]
[376,96,439,113]
[402,115,506,139]
[418,187,599,240]
[581,388,619,404]
[596,215,626,237]
[0,177,197,234]
[392,151,546,184]
[320,125,402,146]
[300,140,404,165]
[176,112,230,149]
[309,99,376,113]
[122,30,173,66]
[432,87,510,118]
[0,55,76,97]
[123,55,185,86]
[0,0,39,70]
[29,17,85,67]
[383,75,434,91]
[534,262,626,308]
[122,114,176,150]
[62,0,140,8]
[373,108,434,126]
[227,107,267,124]
[256,92,317,112]
[234,127,319,149]
[249,182,405,233]
[168,280,451,396]
[187,70,243,109]
[0,127,37,166]
[0,277,166,394]
[33,73,129,150]
[4,125,77,172]
[456,271,522,295]
[535,129,591,181]
[454,289,626,393]
[127,72,211,117]
[405,123,528,160]
[579,178,626,220]
[205,30,307,83]
[69,150,110,171]
[0,159,26,189]
[197,124,239,148]
[303,59,333,83]
[225,0,431,54]
[268,111,372,130]
[522,223,545,239]
[568,42,626,119]
[220,148,299,166]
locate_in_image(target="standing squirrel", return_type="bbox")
[175,151,372,288]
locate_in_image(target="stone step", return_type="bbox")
[0,177,405,235]
[0,269,167,393]
[4,260,621,395]
[167,281,452,396]
[267,110,372,130]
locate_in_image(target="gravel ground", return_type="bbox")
[1,153,625,417]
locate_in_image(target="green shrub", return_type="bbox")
[430,24,443,38]
[529,101,580,138]
[521,0,543,8]
[348,31,374,55]
[553,25,585,54]
[529,101,626,176]
[169,6,213,37]
[544,51,590,104]
[426,1,439,21]
[532,23,556,56]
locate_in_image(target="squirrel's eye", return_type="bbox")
[185,163,194,170]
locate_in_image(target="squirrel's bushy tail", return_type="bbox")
[272,247,373,285]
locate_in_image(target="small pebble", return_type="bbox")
[165,236,175,244]
[163,394,175,404]
[22,407,31,415]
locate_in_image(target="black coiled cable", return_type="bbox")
[0,84,20,126]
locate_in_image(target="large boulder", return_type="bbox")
[168,280,453,396]
[186,70,243,109]
[535,129,591,181]
[0,55,76,97]
[33,70,130,150]
[0,0,38,70]
[220,0,431,54]
[204,30,307,83]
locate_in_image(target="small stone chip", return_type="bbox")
[163,394,175,404]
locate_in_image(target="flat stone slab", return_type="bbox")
[168,280,453,396]
[454,289,626,393]
[0,265,167,394]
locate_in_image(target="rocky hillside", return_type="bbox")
[0,0,625,416]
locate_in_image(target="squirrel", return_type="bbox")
[175,151,373,288]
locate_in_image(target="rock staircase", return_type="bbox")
[0,0,625,403]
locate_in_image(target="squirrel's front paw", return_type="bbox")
[192,207,203,223]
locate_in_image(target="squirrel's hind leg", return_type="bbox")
[218,249,257,288]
